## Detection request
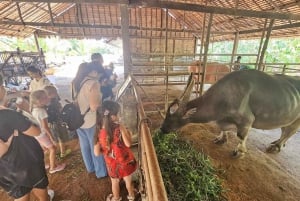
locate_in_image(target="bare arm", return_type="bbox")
[89,81,101,112]
[23,124,41,137]
[119,124,132,147]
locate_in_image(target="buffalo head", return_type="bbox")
[160,74,195,133]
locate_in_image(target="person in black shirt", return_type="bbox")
[0,80,54,201]
[44,85,71,158]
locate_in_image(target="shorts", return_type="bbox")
[49,122,69,143]
[35,132,54,149]
[8,176,48,199]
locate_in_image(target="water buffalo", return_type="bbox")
[161,70,300,157]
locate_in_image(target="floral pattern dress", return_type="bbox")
[98,124,137,178]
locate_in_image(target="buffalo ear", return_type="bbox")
[169,102,179,114]
[182,108,197,119]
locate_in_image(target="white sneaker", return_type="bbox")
[47,189,55,201]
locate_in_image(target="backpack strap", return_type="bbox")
[82,107,90,116]
[72,79,92,101]
[72,78,93,116]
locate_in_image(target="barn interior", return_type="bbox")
[1,1,300,201]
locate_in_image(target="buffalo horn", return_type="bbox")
[179,73,194,104]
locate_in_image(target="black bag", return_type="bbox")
[0,133,46,188]
[61,79,91,131]
[60,102,89,131]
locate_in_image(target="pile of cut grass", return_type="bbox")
[153,131,224,201]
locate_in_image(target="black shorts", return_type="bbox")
[8,176,49,199]
[49,122,70,143]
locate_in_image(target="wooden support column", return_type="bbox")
[230,32,239,71]
[193,37,197,61]
[255,19,268,70]
[199,13,213,95]
[195,12,207,97]
[164,9,169,113]
[33,31,41,55]
[120,4,131,78]
[258,19,274,71]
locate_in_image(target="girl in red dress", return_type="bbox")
[94,100,137,201]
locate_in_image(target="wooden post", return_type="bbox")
[196,12,207,97]
[33,31,41,55]
[164,9,169,113]
[282,64,287,74]
[258,19,274,71]
[120,4,131,78]
[200,13,213,95]
[255,19,268,70]
[230,32,239,71]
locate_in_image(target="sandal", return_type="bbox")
[106,194,122,201]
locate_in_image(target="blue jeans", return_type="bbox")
[77,126,107,178]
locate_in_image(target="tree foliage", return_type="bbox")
[209,37,300,65]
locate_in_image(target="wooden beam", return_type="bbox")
[230,32,239,71]
[9,0,129,3]
[33,31,41,54]
[10,0,300,21]
[120,4,131,77]
[164,9,169,112]
[255,19,268,70]
[3,16,300,38]
[16,2,25,25]
[240,21,300,34]
[258,19,274,71]
[130,1,300,21]
[200,13,213,95]
[47,2,55,26]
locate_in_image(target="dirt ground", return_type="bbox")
[1,69,300,201]
[177,123,300,201]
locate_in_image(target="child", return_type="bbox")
[30,89,66,174]
[44,85,71,158]
[94,100,137,201]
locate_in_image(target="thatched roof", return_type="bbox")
[1,0,300,41]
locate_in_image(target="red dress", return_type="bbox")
[98,124,137,178]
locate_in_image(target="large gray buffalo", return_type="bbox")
[160,70,300,157]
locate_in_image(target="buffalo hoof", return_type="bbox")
[266,144,280,153]
[231,150,245,159]
[213,137,227,145]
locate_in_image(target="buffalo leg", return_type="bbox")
[266,118,300,153]
[233,119,254,158]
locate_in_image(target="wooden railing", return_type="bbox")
[115,75,168,201]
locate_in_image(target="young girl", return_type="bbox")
[30,89,66,174]
[44,85,71,158]
[94,100,137,201]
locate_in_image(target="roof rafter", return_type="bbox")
[8,0,129,4]
[129,0,300,20]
